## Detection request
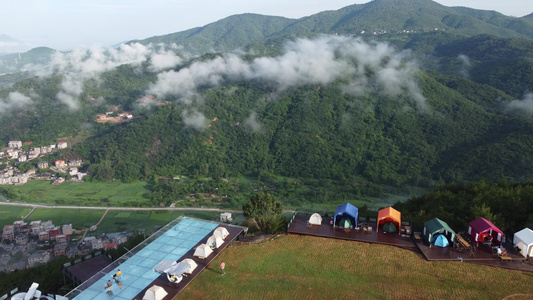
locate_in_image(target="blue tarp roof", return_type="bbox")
[334,203,358,227]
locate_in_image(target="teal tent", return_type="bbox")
[383,221,397,233]
[432,234,450,247]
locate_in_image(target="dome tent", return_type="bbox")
[308,213,322,225]
[207,234,224,249]
[333,203,358,229]
[433,234,450,247]
[193,244,213,259]
[382,221,397,233]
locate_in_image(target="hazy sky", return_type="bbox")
[0,0,531,52]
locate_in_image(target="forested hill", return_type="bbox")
[1,1,533,192]
[135,0,533,55]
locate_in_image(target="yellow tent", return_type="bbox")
[376,207,401,234]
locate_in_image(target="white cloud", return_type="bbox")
[0,91,33,112]
[506,93,533,115]
[148,36,427,113]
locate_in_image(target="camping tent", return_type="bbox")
[433,234,450,247]
[180,258,198,274]
[423,218,456,247]
[308,213,322,225]
[143,285,168,300]
[214,227,230,240]
[376,206,401,234]
[513,228,533,258]
[468,217,503,246]
[207,234,224,249]
[334,203,358,229]
[193,244,213,259]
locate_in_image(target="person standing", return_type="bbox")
[220,262,225,275]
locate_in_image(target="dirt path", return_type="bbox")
[81,209,109,240]
[21,207,36,220]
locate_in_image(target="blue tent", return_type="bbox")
[334,203,358,228]
[432,234,450,247]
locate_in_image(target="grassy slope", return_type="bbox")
[180,235,533,299]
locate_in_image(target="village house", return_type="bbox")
[37,161,49,169]
[57,142,67,149]
[8,150,19,159]
[8,141,22,149]
[53,177,65,185]
[26,169,36,175]
[38,231,50,241]
[55,234,67,244]
[15,233,28,245]
[17,154,27,163]
[62,224,73,235]
[89,238,104,250]
[2,225,14,240]
[55,160,66,168]
[40,145,52,154]
[54,243,67,257]
[13,221,26,229]
[68,159,83,167]
[28,250,51,267]
[69,167,78,175]
[0,177,11,185]
[49,227,60,239]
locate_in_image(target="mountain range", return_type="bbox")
[1,0,533,196]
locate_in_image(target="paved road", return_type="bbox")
[0,200,296,213]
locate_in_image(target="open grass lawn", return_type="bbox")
[4,180,150,205]
[181,235,533,299]
[0,206,31,227]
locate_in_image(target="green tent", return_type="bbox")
[383,221,397,233]
[340,217,353,229]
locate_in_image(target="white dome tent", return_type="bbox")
[180,258,198,274]
[308,213,322,225]
[213,227,230,240]
[207,234,224,249]
[193,244,213,259]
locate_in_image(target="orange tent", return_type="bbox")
[376,206,401,234]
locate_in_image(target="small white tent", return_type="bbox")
[193,244,213,259]
[308,213,322,225]
[143,285,168,300]
[513,228,533,258]
[180,258,198,274]
[214,227,230,239]
[207,234,224,249]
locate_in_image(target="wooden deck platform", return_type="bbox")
[132,224,246,300]
[289,213,533,273]
[288,214,418,252]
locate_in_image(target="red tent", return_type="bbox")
[468,217,503,245]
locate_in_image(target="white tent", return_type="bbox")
[207,234,224,249]
[513,228,533,258]
[180,258,198,274]
[143,285,168,300]
[193,244,213,259]
[308,213,322,225]
[214,227,230,239]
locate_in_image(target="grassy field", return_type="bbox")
[180,235,533,299]
[0,206,31,226]
[3,180,150,205]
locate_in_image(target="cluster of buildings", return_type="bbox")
[0,140,87,185]
[0,220,131,271]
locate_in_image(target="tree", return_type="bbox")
[242,192,283,233]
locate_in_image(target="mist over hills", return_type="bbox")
[1,0,533,194]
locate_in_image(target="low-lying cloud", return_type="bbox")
[506,93,533,115]
[148,36,427,114]
[0,91,33,113]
